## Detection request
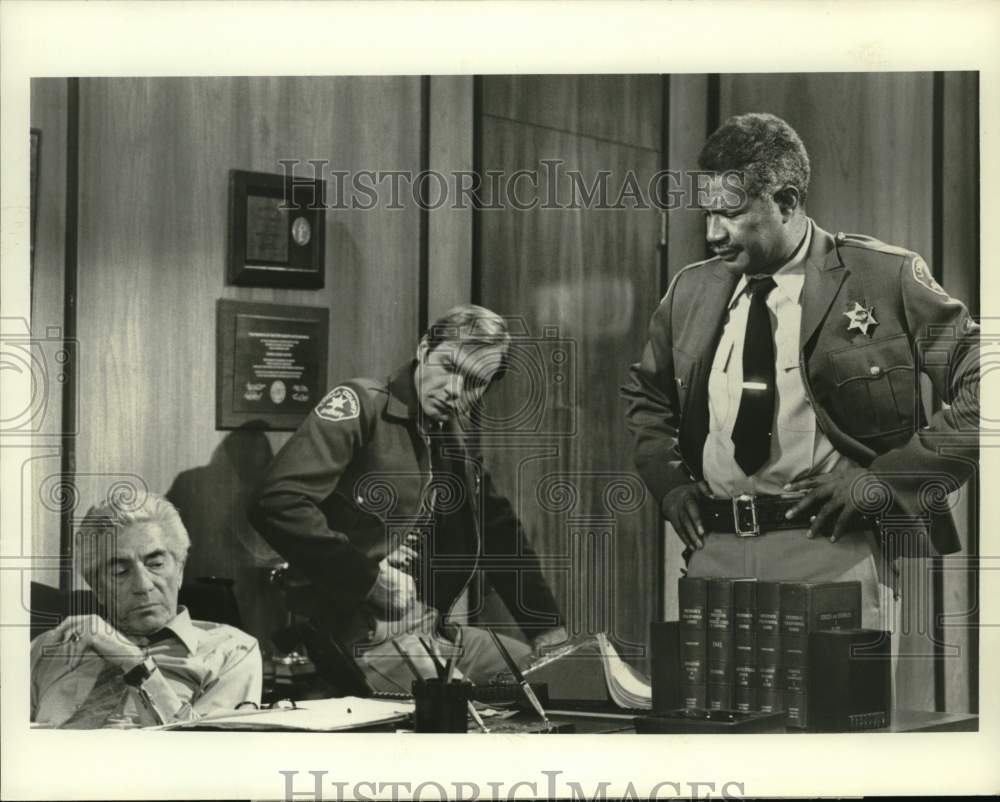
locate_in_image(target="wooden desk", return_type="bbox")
[539,707,979,734]
[886,710,978,733]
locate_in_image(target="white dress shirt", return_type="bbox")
[702,221,859,498]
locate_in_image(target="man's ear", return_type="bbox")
[773,186,801,219]
[416,338,429,363]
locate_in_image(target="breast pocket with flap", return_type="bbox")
[828,334,915,437]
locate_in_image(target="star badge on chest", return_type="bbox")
[844,302,878,336]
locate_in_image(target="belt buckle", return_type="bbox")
[732,494,760,537]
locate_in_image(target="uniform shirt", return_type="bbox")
[249,363,562,644]
[703,221,858,497]
[30,607,262,728]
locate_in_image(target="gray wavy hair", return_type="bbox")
[75,492,190,586]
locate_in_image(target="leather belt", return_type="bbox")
[699,494,813,537]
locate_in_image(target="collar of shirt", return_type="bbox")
[728,219,813,309]
[386,360,420,420]
[130,606,200,654]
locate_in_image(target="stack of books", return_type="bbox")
[677,577,861,728]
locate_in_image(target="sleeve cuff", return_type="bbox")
[134,663,187,724]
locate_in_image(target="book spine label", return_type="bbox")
[707,579,737,710]
[679,577,708,710]
[757,665,780,713]
[733,581,757,714]
[784,691,806,728]
[734,664,757,713]
[755,581,782,714]
[681,684,707,710]
[780,583,809,727]
[707,681,733,711]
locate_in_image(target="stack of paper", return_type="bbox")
[152,696,414,731]
[596,633,652,710]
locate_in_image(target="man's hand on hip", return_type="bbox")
[784,467,876,542]
[661,481,710,551]
[367,558,417,616]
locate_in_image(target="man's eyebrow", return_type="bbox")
[143,548,169,561]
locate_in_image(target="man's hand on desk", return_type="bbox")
[530,626,569,658]
[367,559,417,616]
[51,614,145,673]
[660,481,711,551]
[783,467,877,542]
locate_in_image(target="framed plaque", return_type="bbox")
[227,168,326,289]
[216,299,329,430]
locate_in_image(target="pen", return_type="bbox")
[445,628,462,684]
[487,628,552,732]
[417,636,446,680]
[466,700,490,734]
[392,639,425,687]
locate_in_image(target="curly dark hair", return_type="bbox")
[698,112,811,203]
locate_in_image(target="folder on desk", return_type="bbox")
[152,697,414,731]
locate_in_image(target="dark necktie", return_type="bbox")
[59,661,129,729]
[732,276,778,476]
[404,429,444,598]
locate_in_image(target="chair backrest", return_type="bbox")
[29,577,243,639]
[29,583,101,641]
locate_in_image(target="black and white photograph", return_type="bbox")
[1,2,998,800]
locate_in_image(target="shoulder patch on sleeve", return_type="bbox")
[911,256,949,298]
[315,386,361,422]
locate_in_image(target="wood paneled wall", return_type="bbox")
[428,76,474,322]
[476,75,662,664]
[28,79,69,589]
[719,73,934,257]
[65,77,422,645]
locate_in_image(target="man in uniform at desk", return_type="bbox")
[250,304,567,693]
[622,112,978,632]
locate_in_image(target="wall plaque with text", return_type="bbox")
[216,300,329,430]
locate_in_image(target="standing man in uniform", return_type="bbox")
[622,113,978,631]
[250,304,566,693]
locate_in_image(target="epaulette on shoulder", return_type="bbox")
[834,231,915,259]
[347,377,388,399]
[659,256,715,302]
[679,255,718,273]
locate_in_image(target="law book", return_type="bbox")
[733,580,758,713]
[779,581,862,729]
[678,577,708,710]
[754,581,782,714]
[706,578,754,711]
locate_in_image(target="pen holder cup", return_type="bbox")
[413,679,472,733]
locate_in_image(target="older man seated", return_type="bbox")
[31,493,261,728]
